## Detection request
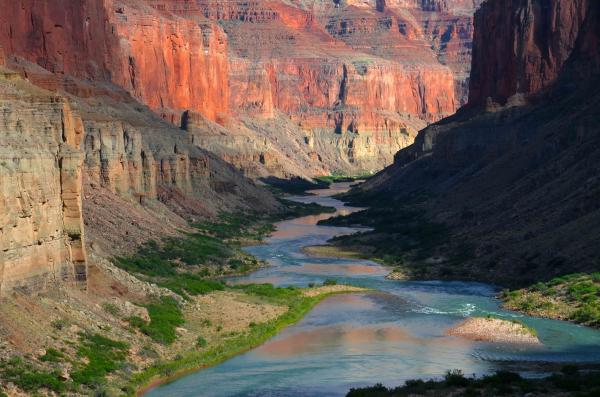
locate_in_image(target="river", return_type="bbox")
[147,182,600,397]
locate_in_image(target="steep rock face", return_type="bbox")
[354,0,600,284]
[165,0,482,174]
[469,0,590,106]
[0,54,279,293]
[0,76,87,295]
[0,0,229,124]
[0,0,481,176]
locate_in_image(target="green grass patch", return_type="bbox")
[0,357,67,393]
[39,348,65,363]
[71,333,129,386]
[158,274,225,299]
[129,296,185,345]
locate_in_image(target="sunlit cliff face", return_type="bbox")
[0,0,482,177]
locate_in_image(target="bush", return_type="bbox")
[444,369,469,387]
[234,283,300,303]
[51,318,69,331]
[102,302,120,316]
[0,357,66,393]
[323,279,338,286]
[39,348,64,363]
[196,336,207,348]
[159,274,224,298]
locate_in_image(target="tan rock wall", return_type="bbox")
[0,81,87,294]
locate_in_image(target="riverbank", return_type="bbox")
[317,197,600,329]
[501,273,600,328]
[132,284,368,396]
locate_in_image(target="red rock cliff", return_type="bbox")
[0,0,229,123]
[0,0,482,176]
[469,0,590,106]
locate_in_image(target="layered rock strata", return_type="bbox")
[0,76,87,294]
[0,0,482,176]
[0,56,279,294]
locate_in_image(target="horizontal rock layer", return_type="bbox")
[0,0,481,176]
[0,58,279,294]
[0,76,87,294]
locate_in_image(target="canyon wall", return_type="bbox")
[469,0,590,106]
[354,0,600,284]
[0,0,482,177]
[0,0,229,124]
[0,73,87,295]
[0,0,482,291]
[0,57,278,295]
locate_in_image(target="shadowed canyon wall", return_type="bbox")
[469,0,591,107]
[354,0,600,284]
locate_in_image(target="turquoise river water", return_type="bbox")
[147,182,600,397]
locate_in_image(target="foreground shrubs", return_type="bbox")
[347,368,600,397]
[0,357,67,393]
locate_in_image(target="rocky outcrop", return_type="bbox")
[0,77,87,295]
[0,0,229,124]
[0,52,280,293]
[469,0,591,106]
[350,0,600,285]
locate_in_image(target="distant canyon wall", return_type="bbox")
[0,0,482,176]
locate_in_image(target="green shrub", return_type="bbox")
[0,357,66,393]
[39,348,64,363]
[323,279,338,286]
[127,316,147,329]
[50,318,69,331]
[234,283,300,303]
[570,303,600,325]
[444,369,469,387]
[159,274,224,298]
[70,333,129,386]
[196,336,207,348]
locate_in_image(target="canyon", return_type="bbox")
[0,0,599,395]
[0,0,483,294]
[346,0,600,285]
[0,0,481,178]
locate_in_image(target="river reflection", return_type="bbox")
[147,182,600,397]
